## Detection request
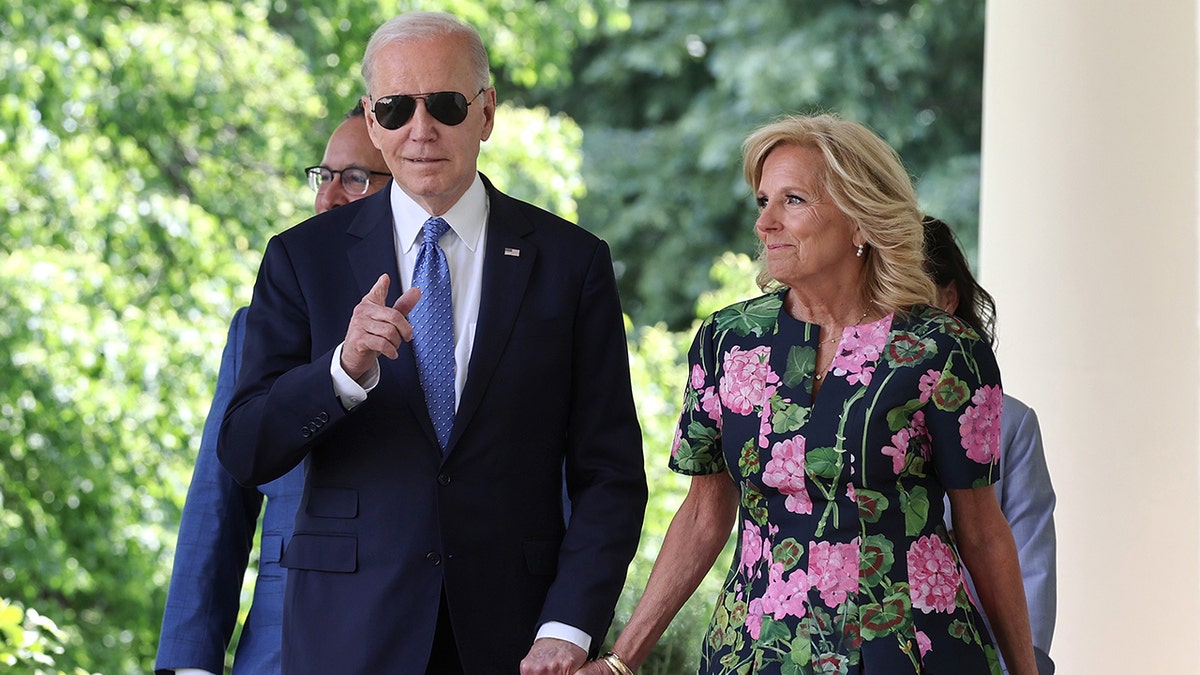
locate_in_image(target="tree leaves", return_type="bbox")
[548,0,986,328]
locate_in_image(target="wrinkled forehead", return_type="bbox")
[365,35,477,98]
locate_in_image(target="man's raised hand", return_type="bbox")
[340,274,422,381]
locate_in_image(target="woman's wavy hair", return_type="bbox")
[922,216,997,346]
[742,113,936,314]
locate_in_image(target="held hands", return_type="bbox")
[340,274,421,381]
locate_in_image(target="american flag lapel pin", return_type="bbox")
[504,247,521,257]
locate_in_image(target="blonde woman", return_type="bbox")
[581,114,1036,675]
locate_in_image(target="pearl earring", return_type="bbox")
[856,244,864,257]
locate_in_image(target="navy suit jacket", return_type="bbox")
[156,307,303,675]
[218,176,647,673]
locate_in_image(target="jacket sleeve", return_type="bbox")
[998,397,1057,671]
[156,308,264,674]
[536,240,648,651]
[218,235,347,486]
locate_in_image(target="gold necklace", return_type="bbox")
[817,308,870,345]
[814,308,870,381]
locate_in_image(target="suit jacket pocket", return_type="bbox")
[523,538,561,577]
[258,533,285,579]
[306,486,358,518]
[280,533,357,573]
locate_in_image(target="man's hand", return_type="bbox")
[519,637,588,675]
[340,274,421,381]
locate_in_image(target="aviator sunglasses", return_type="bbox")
[371,89,486,130]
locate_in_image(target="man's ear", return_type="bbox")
[363,95,385,151]
[479,87,497,142]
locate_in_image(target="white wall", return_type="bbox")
[980,1,1200,671]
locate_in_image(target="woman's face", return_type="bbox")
[754,143,864,289]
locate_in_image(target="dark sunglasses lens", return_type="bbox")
[375,96,416,130]
[426,92,470,126]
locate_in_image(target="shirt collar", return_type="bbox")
[391,174,487,254]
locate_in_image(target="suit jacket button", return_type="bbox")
[318,411,329,422]
[301,426,312,438]
[437,473,451,486]
[426,552,441,566]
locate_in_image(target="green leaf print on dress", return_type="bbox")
[670,296,1005,673]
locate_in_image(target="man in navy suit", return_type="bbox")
[154,103,391,674]
[217,11,647,674]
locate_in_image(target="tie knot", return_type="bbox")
[423,217,450,245]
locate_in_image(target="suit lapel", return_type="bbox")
[346,190,403,304]
[344,189,440,449]
[447,184,536,454]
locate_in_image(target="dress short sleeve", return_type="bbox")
[669,317,728,476]
[914,310,1004,490]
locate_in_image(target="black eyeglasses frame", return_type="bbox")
[304,165,392,195]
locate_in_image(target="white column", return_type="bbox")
[980,2,1200,672]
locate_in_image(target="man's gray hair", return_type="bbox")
[361,12,490,95]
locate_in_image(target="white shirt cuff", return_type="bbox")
[535,621,591,654]
[330,342,378,410]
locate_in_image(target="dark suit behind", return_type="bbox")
[218,176,647,673]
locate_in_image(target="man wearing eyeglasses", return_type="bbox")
[218,10,647,675]
[154,103,390,675]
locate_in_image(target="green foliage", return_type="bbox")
[0,1,611,672]
[482,104,586,222]
[0,597,94,674]
[542,0,986,328]
[1,2,330,671]
[1,0,981,671]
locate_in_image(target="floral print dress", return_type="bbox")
[671,291,1004,675]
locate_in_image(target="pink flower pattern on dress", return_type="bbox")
[907,534,963,614]
[762,436,814,514]
[916,630,932,658]
[700,387,722,425]
[740,521,766,575]
[807,539,859,608]
[757,404,774,449]
[671,298,1003,672]
[959,384,1003,465]
[719,345,778,415]
[917,369,941,403]
[880,410,931,475]
[831,317,891,386]
[758,561,810,623]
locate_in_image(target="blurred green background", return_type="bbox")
[0,1,982,671]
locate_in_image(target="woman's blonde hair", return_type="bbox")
[742,113,936,314]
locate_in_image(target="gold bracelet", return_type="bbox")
[601,651,635,675]
[597,655,620,675]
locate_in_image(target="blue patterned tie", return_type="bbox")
[409,216,455,450]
